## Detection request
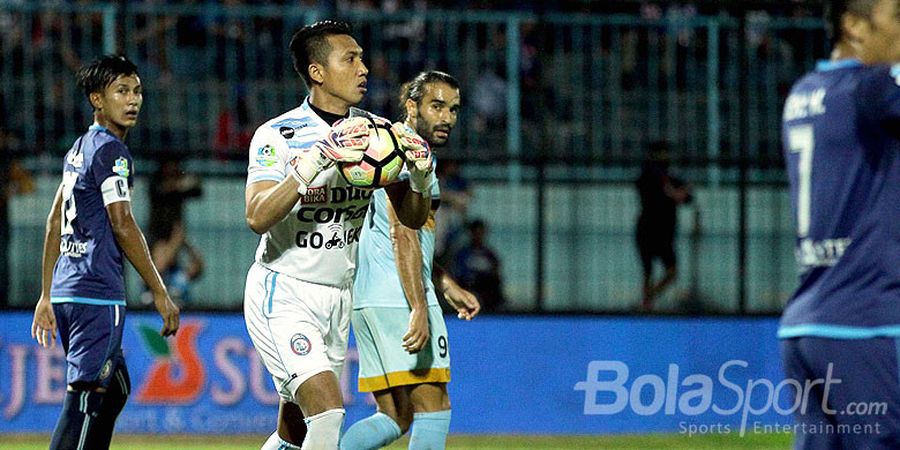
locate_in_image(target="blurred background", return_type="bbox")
[0,0,826,315]
[0,0,834,444]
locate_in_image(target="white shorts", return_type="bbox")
[243,262,352,403]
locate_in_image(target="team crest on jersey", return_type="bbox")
[302,186,328,204]
[290,333,311,356]
[99,359,112,380]
[113,157,130,178]
[256,145,278,167]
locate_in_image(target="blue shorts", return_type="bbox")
[781,336,900,449]
[53,303,126,389]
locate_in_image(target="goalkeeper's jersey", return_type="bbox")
[353,164,441,309]
[246,98,379,287]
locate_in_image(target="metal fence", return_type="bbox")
[1,3,826,313]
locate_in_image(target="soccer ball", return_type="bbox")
[337,118,405,188]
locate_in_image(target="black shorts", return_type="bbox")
[636,224,676,273]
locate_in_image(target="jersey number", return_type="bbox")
[788,125,814,238]
[61,171,79,236]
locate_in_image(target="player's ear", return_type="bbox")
[841,11,870,49]
[404,99,417,122]
[89,92,103,111]
[308,63,325,85]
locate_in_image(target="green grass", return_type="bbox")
[1,433,793,449]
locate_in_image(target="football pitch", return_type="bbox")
[1,433,793,449]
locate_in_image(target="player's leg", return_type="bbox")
[91,359,131,449]
[796,337,900,449]
[408,383,451,450]
[289,279,354,449]
[261,400,306,450]
[50,303,126,450]
[781,337,841,450]
[407,305,453,450]
[341,387,411,450]
[342,308,408,449]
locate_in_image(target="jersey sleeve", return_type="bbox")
[247,125,292,185]
[91,141,133,205]
[859,64,900,136]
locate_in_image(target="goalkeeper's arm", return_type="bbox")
[245,118,368,235]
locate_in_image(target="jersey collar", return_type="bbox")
[88,123,123,142]
[815,59,863,72]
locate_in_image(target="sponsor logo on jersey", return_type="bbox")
[256,145,278,167]
[329,187,373,203]
[297,205,368,224]
[279,127,295,139]
[60,239,88,257]
[290,333,311,356]
[113,157,130,178]
[303,186,327,204]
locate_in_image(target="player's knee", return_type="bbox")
[389,410,413,435]
[104,366,131,417]
[302,408,345,449]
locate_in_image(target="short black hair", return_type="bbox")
[398,71,460,121]
[289,20,354,88]
[825,0,879,46]
[75,55,139,106]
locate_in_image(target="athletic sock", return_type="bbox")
[49,390,105,450]
[408,410,451,450]
[301,408,345,450]
[340,412,403,450]
[262,430,302,450]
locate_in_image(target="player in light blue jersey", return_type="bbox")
[342,71,480,450]
[780,1,900,448]
[30,55,180,450]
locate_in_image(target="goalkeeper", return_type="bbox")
[242,20,432,450]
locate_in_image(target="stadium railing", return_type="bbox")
[0,3,827,314]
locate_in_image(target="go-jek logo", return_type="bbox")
[134,321,207,404]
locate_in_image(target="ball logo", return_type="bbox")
[291,333,311,356]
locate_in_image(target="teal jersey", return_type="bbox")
[354,172,441,309]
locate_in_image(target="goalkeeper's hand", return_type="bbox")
[392,122,434,194]
[288,117,369,192]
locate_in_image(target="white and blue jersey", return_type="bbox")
[780,61,900,338]
[353,165,441,309]
[246,98,386,287]
[50,124,134,306]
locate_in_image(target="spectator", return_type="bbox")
[143,155,204,306]
[635,141,692,312]
[1,137,34,307]
[434,158,470,265]
[453,219,505,313]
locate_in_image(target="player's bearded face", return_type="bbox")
[414,82,460,148]
[97,74,143,129]
[319,35,368,107]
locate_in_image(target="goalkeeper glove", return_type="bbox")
[392,122,434,194]
[289,117,369,194]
